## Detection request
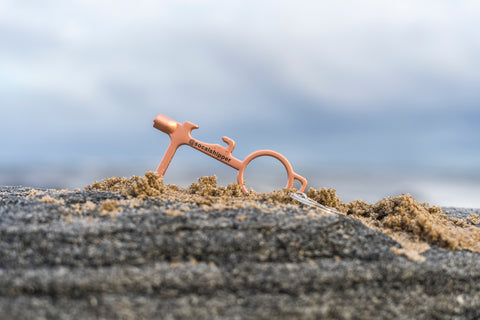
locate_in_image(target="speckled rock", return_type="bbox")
[1,187,480,320]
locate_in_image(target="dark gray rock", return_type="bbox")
[1,187,480,319]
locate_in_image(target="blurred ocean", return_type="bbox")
[1,152,479,207]
[1,0,479,207]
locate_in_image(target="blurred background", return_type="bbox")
[1,0,479,207]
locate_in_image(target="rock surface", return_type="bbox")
[1,186,480,319]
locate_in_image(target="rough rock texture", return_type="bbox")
[1,186,480,320]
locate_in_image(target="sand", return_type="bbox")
[85,172,480,261]
[1,175,480,319]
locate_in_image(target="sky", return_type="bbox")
[1,0,479,206]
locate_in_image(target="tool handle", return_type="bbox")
[156,139,179,177]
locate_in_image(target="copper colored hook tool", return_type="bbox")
[153,113,307,194]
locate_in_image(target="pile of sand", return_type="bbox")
[86,171,480,261]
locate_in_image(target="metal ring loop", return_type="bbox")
[237,150,295,194]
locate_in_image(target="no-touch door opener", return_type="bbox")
[153,113,308,194]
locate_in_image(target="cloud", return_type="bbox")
[2,0,479,115]
[0,0,479,171]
